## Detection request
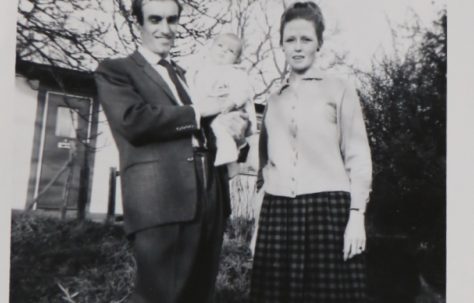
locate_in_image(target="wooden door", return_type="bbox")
[33,91,92,210]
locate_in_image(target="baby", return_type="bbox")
[189,33,257,176]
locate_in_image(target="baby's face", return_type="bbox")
[210,36,241,65]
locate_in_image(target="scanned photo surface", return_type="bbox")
[5,0,456,302]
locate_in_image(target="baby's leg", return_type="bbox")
[212,119,239,166]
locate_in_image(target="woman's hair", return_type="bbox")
[279,2,325,48]
[132,0,183,25]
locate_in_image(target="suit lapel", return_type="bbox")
[130,51,179,105]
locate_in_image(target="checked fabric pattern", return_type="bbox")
[250,191,367,303]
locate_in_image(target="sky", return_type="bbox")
[291,0,444,70]
[179,0,448,98]
[1,0,474,301]
[16,0,447,72]
[223,0,444,66]
[319,0,445,68]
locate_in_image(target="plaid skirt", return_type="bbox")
[250,191,367,303]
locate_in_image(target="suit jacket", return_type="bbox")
[95,51,236,234]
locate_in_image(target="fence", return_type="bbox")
[229,173,259,219]
[106,169,259,221]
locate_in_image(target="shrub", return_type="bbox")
[10,212,133,302]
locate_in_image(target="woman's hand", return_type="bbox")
[343,211,366,261]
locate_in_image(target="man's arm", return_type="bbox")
[95,59,199,146]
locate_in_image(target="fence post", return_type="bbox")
[77,148,90,221]
[106,167,118,224]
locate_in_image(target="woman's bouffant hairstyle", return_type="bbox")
[279,2,325,49]
[132,0,183,25]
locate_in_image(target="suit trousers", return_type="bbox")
[128,150,226,303]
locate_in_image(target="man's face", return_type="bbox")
[139,0,179,57]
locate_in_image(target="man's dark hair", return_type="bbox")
[132,0,183,25]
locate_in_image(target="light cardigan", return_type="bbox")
[259,68,372,212]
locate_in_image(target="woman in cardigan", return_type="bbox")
[250,2,372,302]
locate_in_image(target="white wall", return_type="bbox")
[12,76,123,214]
[89,110,122,214]
[11,78,256,215]
[12,76,39,209]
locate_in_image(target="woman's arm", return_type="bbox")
[338,79,373,260]
[339,80,373,213]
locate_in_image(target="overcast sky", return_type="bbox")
[179,0,446,76]
[320,0,445,67]
[276,0,446,71]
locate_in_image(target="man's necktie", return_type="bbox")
[158,59,192,105]
[158,59,207,148]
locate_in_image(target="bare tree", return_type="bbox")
[17,0,349,217]
[221,0,348,103]
[17,0,348,100]
[16,0,230,70]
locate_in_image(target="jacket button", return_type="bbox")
[187,157,194,162]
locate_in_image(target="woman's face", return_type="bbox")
[282,19,319,74]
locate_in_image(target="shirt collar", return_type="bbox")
[138,46,169,66]
[278,67,325,95]
[138,45,188,80]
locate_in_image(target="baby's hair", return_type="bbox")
[214,33,243,61]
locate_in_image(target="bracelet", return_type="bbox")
[350,208,365,214]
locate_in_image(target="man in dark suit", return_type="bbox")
[94,1,250,302]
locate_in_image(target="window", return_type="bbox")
[55,106,78,138]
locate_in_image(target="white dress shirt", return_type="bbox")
[138,46,201,125]
[138,46,201,146]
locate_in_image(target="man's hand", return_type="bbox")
[212,111,250,144]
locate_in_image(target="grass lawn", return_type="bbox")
[10,211,444,303]
[10,212,254,303]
